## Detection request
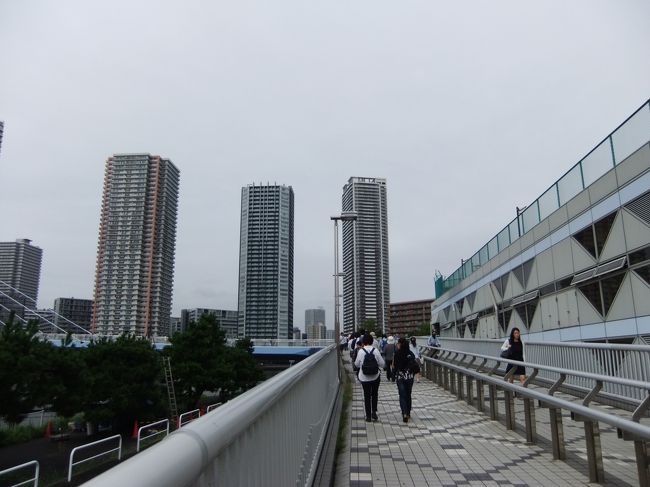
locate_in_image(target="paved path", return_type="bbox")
[335,357,639,487]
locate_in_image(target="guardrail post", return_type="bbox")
[489,384,498,421]
[634,440,650,487]
[476,379,484,412]
[504,390,515,430]
[449,369,456,394]
[549,407,566,460]
[523,397,536,444]
[443,366,450,391]
[466,375,473,406]
[456,372,464,400]
[584,421,604,483]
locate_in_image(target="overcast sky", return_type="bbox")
[1,1,648,330]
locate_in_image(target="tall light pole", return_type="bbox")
[331,212,358,358]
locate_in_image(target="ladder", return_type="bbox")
[162,356,178,423]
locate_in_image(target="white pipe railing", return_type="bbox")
[205,402,222,413]
[0,460,39,487]
[83,344,339,487]
[68,434,122,482]
[177,409,200,428]
[427,338,650,402]
[136,419,169,452]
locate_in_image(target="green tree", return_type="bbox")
[0,315,54,424]
[362,319,377,335]
[83,334,165,431]
[168,314,263,409]
[415,322,431,336]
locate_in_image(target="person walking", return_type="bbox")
[384,336,396,382]
[354,333,385,422]
[392,337,416,423]
[409,336,422,382]
[501,327,526,385]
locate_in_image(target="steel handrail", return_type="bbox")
[68,434,122,482]
[0,460,39,487]
[432,346,650,392]
[136,419,169,452]
[426,353,650,440]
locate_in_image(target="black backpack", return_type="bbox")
[407,353,421,375]
[361,348,379,375]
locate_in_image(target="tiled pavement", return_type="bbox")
[334,357,641,487]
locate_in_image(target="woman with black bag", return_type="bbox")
[501,327,526,385]
[392,337,417,423]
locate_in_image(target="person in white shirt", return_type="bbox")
[354,334,386,422]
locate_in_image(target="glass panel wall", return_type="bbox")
[582,139,614,186]
[557,164,583,206]
[522,201,540,233]
[612,104,650,164]
[538,186,559,221]
[487,236,498,259]
[497,226,510,251]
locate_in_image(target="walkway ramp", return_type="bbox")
[337,358,638,487]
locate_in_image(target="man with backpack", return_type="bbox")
[354,333,385,422]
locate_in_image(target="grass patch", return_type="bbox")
[0,424,47,447]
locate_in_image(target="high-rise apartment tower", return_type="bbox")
[0,239,43,323]
[305,308,325,327]
[341,177,390,334]
[238,183,294,339]
[92,154,179,337]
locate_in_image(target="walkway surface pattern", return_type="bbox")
[335,356,640,487]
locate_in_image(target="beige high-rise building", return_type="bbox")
[92,154,179,337]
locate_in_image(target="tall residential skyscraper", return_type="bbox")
[341,177,390,334]
[92,154,179,337]
[0,239,43,323]
[238,183,294,339]
[305,308,325,327]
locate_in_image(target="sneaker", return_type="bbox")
[371,413,378,421]
[365,417,372,422]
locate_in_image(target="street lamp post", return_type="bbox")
[331,212,358,368]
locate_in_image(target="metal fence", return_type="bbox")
[83,344,339,487]
[428,338,650,403]
[0,460,39,487]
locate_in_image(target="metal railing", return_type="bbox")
[431,338,650,404]
[423,348,650,484]
[83,344,339,487]
[136,419,169,452]
[68,434,122,482]
[177,408,200,428]
[0,460,39,487]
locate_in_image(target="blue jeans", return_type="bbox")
[396,378,413,416]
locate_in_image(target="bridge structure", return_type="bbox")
[1,338,633,486]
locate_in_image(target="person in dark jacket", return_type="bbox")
[392,337,416,423]
[384,336,396,381]
[501,327,526,385]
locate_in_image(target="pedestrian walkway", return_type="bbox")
[335,357,639,487]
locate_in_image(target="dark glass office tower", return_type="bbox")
[238,184,294,339]
[342,177,390,334]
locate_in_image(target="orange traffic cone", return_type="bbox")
[131,420,139,439]
[44,420,52,438]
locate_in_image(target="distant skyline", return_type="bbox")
[1,1,649,329]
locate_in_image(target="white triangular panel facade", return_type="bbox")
[605,272,635,321]
[630,271,650,317]
[621,209,650,252]
[599,211,627,262]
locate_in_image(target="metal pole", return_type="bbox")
[333,219,341,378]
